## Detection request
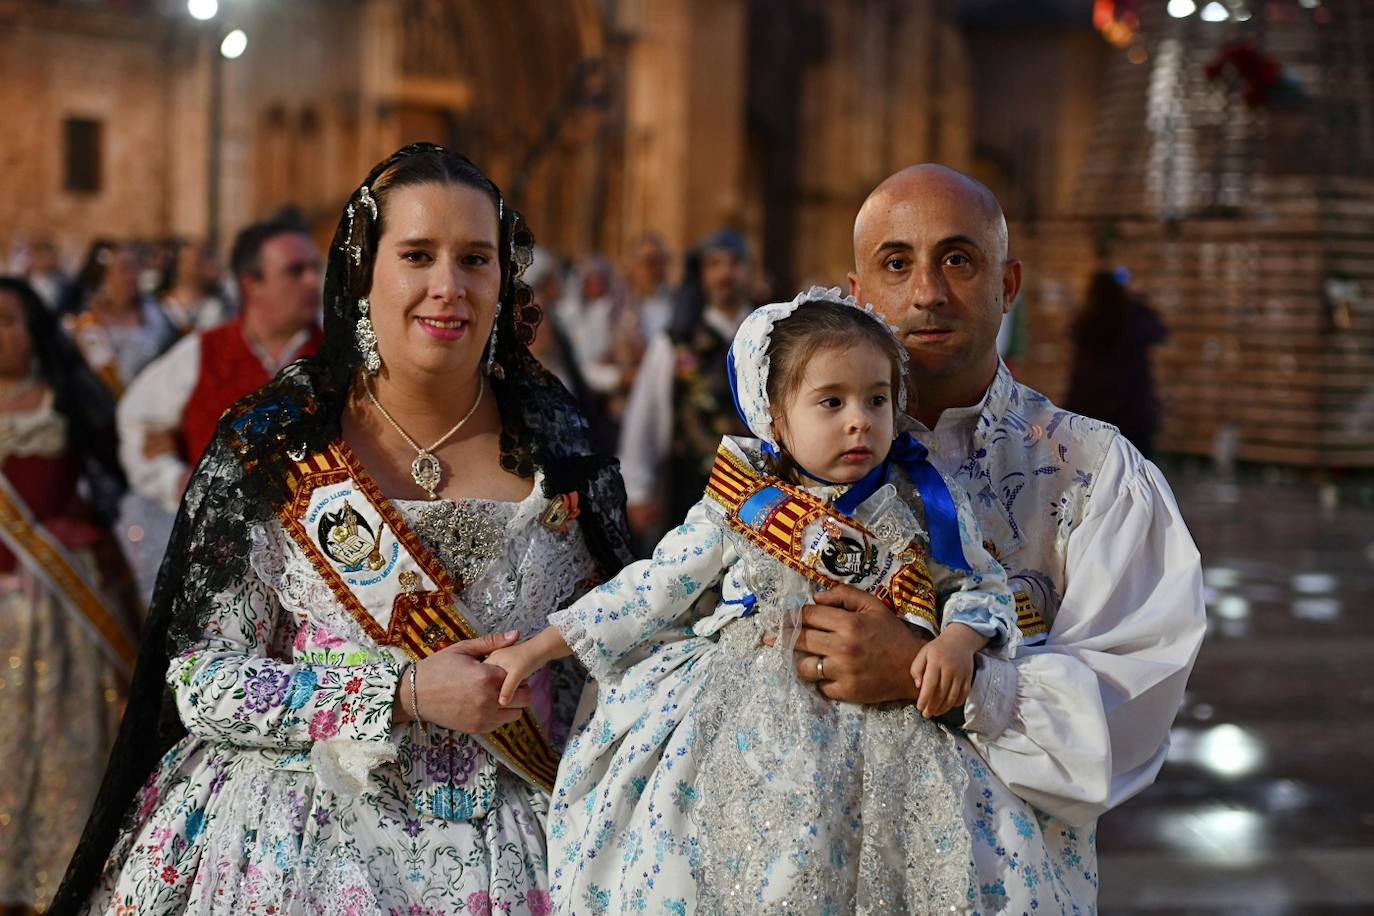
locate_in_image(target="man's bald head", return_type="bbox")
[853,164,1009,264]
[847,164,1021,424]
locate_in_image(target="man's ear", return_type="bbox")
[1000,259,1022,315]
[847,271,860,299]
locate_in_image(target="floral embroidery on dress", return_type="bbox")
[82,488,601,915]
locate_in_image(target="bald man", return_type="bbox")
[777,165,1206,907]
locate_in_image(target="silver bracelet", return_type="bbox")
[407,663,422,724]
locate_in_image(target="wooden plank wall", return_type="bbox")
[1011,0,1374,469]
[1010,179,1374,468]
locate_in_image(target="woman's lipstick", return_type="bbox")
[416,316,469,341]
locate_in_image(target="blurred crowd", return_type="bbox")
[3,212,1165,591]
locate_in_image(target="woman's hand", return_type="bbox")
[392,630,533,734]
[762,584,928,704]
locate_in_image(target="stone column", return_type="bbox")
[618,0,748,258]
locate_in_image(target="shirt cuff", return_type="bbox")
[310,661,405,795]
[963,654,1018,739]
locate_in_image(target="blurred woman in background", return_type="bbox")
[1065,268,1168,457]
[0,277,138,915]
[62,240,176,396]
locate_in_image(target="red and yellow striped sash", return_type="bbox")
[705,446,939,630]
[278,441,560,793]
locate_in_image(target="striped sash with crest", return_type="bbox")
[704,445,941,633]
[278,440,560,792]
[0,473,137,674]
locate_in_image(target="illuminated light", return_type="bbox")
[1198,724,1264,778]
[1292,572,1335,594]
[1201,1,1229,20]
[1298,0,1320,8]
[1292,597,1340,620]
[1203,566,1241,588]
[126,524,144,544]
[187,0,218,20]
[1214,595,1249,620]
[1128,45,1149,64]
[1234,6,1253,20]
[1167,0,1197,17]
[221,29,248,60]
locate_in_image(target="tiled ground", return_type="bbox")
[1096,467,1374,914]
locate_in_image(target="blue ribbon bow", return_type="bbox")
[726,350,968,571]
[885,433,971,572]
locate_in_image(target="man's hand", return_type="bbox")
[762,584,929,704]
[142,428,179,460]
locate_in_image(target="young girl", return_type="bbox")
[491,289,1065,914]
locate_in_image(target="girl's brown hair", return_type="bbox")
[765,299,905,475]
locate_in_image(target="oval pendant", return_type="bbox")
[411,451,443,498]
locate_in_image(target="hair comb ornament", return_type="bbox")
[358,185,378,221]
[341,204,364,265]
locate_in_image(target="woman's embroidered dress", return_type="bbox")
[83,460,600,916]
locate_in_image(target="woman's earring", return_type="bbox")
[484,302,505,379]
[356,297,381,375]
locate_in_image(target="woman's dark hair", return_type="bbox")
[316,145,534,421]
[0,276,126,522]
[1072,270,1132,349]
[57,237,119,315]
[764,299,905,477]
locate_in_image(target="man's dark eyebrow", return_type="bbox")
[874,235,988,256]
[936,234,987,254]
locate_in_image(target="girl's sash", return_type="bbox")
[704,445,941,632]
[0,472,137,675]
[277,440,560,793]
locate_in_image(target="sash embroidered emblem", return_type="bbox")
[278,440,561,792]
[704,445,940,632]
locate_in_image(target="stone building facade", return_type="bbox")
[0,0,976,292]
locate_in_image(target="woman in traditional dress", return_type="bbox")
[0,277,138,914]
[53,144,633,916]
[157,240,231,335]
[61,241,177,397]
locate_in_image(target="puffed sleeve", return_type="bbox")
[925,475,1020,658]
[962,437,1206,826]
[548,499,732,681]
[118,333,198,512]
[167,566,406,790]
